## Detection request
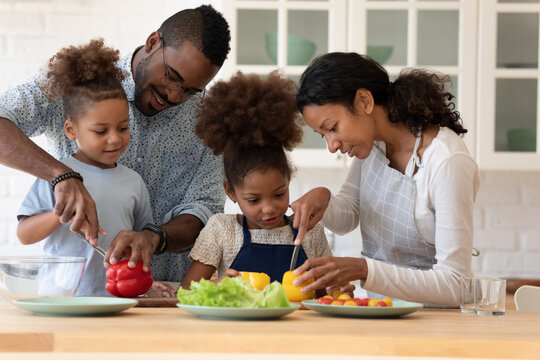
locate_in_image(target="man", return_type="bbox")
[0,5,231,283]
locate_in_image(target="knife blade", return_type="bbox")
[71,231,106,257]
[289,244,300,271]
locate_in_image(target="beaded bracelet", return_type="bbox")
[50,171,84,191]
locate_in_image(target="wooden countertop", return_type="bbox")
[0,297,538,359]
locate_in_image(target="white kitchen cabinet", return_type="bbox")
[478,0,540,169]
[348,0,478,160]
[221,0,540,170]
[221,0,349,168]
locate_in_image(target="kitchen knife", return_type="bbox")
[71,230,106,257]
[289,244,300,271]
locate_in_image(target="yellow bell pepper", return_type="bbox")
[282,270,315,302]
[238,271,270,291]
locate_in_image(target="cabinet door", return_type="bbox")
[221,0,348,168]
[478,0,540,169]
[348,0,478,159]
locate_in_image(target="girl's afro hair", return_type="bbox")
[195,71,303,156]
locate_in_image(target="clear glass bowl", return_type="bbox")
[0,256,86,303]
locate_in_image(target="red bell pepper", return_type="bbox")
[106,259,153,298]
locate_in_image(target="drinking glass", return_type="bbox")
[476,278,506,316]
[460,276,478,314]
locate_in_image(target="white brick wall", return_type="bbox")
[472,171,540,279]
[0,1,538,281]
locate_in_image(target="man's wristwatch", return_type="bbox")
[142,223,168,254]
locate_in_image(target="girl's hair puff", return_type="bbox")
[46,38,126,121]
[196,71,303,187]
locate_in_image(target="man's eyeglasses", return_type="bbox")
[160,36,205,102]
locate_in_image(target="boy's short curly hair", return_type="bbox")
[196,71,303,187]
[46,38,126,122]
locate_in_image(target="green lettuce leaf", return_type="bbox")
[177,277,291,308]
[261,281,291,308]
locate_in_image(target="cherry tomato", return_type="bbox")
[354,298,369,306]
[317,297,333,305]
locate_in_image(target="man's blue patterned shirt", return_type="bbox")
[0,51,225,282]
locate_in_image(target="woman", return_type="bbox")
[290,52,479,306]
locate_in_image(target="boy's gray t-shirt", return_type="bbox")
[17,156,153,296]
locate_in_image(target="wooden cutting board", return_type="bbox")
[133,298,309,309]
[133,297,178,307]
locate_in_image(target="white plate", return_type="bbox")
[12,296,138,316]
[302,299,423,318]
[177,303,299,320]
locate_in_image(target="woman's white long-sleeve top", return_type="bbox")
[322,127,480,306]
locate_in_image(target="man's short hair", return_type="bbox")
[158,4,231,67]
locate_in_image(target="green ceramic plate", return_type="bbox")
[177,303,299,320]
[12,296,138,316]
[302,300,423,318]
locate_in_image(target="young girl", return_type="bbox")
[16,39,155,296]
[180,71,333,289]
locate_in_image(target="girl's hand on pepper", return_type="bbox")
[146,281,176,298]
[224,269,240,278]
[293,256,368,293]
[210,269,240,284]
[290,187,331,246]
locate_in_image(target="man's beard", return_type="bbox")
[133,54,158,116]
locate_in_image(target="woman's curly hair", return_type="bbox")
[46,38,126,121]
[387,69,464,135]
[296,52,466,136]
[196,71,303,187]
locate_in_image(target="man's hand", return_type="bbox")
[104,230,159,272]
[54,177,100,244]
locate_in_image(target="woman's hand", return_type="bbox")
[326,283,357,297]
[292,256,368,294]
[290,187,331,245]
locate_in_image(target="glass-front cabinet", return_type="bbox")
[221,0,348,167]
[478,0,540,169]
[222,0,540,170]
[348,0,478,159]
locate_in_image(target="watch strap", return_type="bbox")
[143,223,168,254]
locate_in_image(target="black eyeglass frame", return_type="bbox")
[159,35,205,102]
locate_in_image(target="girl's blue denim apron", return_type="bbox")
[229,215,308,282]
